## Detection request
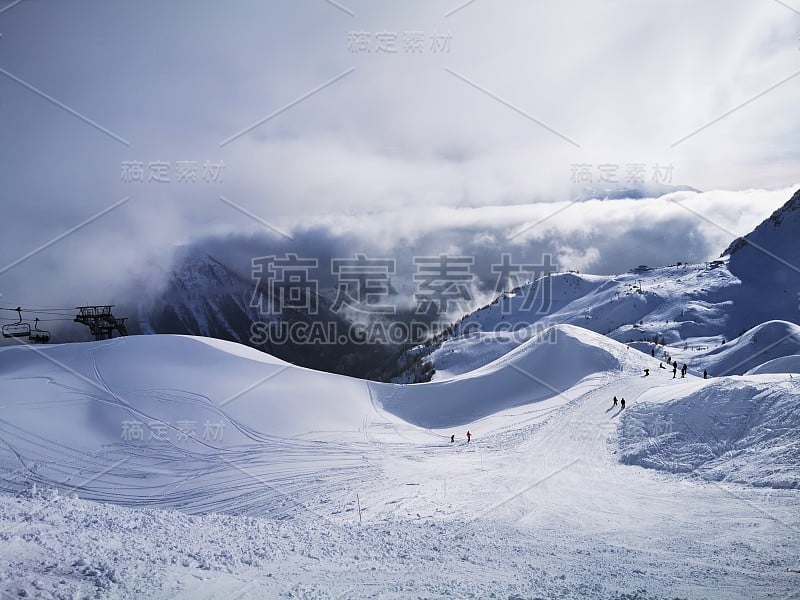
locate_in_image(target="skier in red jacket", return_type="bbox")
[466,431,472,443]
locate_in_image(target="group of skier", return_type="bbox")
[617,363,687,411]
[672,361,687,378]
[450,431,472,443]
[620,346,712,411]
[647,359,708,379]
[643,360,687,377]
[652,346,710,379]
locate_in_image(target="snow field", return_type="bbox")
[1,330,798,597]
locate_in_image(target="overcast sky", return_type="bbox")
[0,0,798,311]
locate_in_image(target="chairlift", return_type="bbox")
[28,318,51,343]
[2,307,31,338]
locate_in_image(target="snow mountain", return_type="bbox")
[126,252,399,378]
[394,188,800,382]
[720,187,800,327]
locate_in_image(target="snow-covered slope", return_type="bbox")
[719,188,800,331]
[619,375,800,488]
[689,320,800,376]
[395,262,737,381]
[745,354,800,375]
[0,326,643,499]
[374,325,647,428]
[1,332,799,598]
[723,188,800,277]
[0,335,389,515]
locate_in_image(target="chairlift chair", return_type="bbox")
[28,318,51,343]
[2,307,31,338]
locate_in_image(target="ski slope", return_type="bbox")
[395,261,739,382]
[0,335,392,516]
[374,325,646,428]
[1,331,798,598]
[689,320,800,376]
[399,262,800,383]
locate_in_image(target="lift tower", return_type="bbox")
[74,306,128,340]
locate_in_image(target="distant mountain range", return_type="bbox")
[124,253,401,378]
[121,187,799,383]
[572,182,700,202]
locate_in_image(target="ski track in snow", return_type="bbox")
[0,335,799,598]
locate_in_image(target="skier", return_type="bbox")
[450,434,455,443]
[672,365,677,378]
[681,364,687,378]
[643,368,650,377]
[620,398,626,410]
[466,431,472,443]
[613,396,618,406]
[651,348,655,357]
[703,369,708,379]
[659,362,666,369]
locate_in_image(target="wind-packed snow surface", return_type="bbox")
[619,375,800,488]
[1,331,798,598]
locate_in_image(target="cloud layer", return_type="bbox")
[0,0,798,315]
